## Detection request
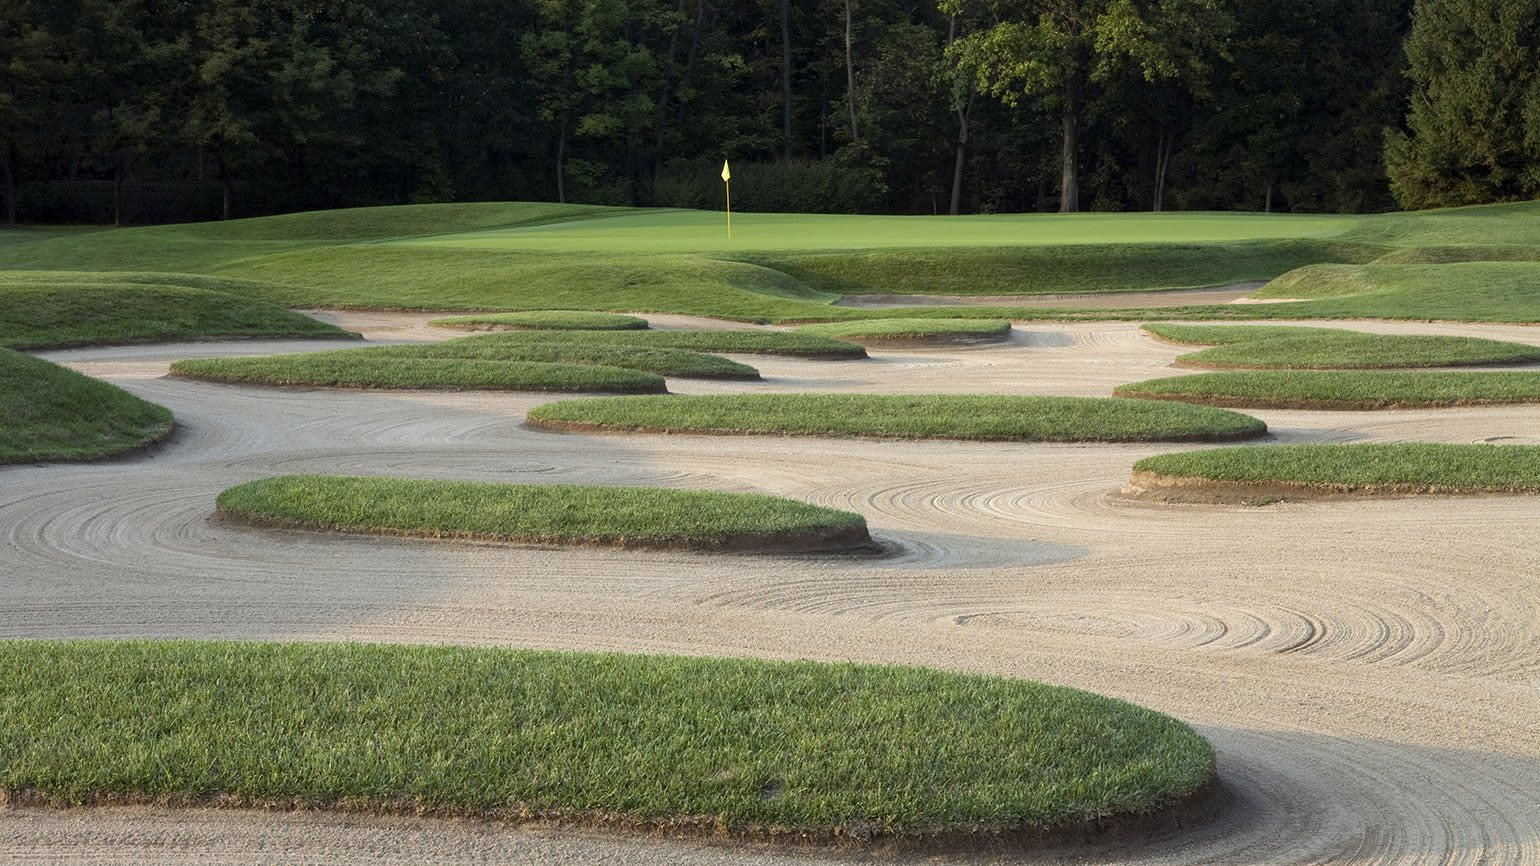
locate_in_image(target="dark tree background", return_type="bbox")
[0,0,1522,224]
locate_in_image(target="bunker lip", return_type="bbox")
[214,507,877,556]
[0,772,1224,856]
[1121,469,1540,504]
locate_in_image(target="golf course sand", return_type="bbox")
[3,313,1538,865]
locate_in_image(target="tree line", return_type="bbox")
[1,0,1535,225]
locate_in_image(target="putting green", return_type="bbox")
[395,209,1357,253]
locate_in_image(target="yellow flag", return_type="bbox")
[721,160,731,182]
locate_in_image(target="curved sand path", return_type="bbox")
[3,315,1539,865]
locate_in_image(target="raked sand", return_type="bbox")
[3,312,1538,865]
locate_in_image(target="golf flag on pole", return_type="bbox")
[721,159,732,240]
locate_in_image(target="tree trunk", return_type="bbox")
[653,0,688,187]
[555,117,568,204]
[949,93,972,216]
[1152,122,1172,212]
[3,144,16,226]
[1059,89,1081,213]
[217,153,232,220]
[844,0,858,142]
[780,0,792,159]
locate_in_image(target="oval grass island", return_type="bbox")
[216,475,873,553]
[793,317,1014,346]
[1124,443,1540,503]
[1116,370,1540,411]
[0,640,1219,852]
[1,348,173,464]
[527,394,1267,442]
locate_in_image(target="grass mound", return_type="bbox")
[429,310,649,331]
[528,394,1267,442]
[458,328,869,359]
[1116,370,1540,410]
[0,349,173,463]
[400,333,759,379]
[216,475,870,552]
[0,640,1217,845]
[1251,262,1540,323]
[1142,323,1540,369]
[795,318,1012,344]
[172,352,666,393]
[0,273,352,349]
[1127,443,1540,501]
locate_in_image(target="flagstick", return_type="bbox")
[721,159,732,241]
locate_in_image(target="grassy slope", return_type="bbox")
[217,475,867,551]
[0,640,1215,838]
[1133,443,1540,492]
[528,394,1267,442]
[0,349,173,463]
[1142,323,1540,369]
[1116,370,1540,409]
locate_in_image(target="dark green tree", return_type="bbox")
[1385,0,1540,208]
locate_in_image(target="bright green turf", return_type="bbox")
[2,200,1538,324]
[0,349,173,463]
[0,640,1216,837]
[435,329,869,359]
[1143,323,1540,369]
[795,318,1012,342]
[1133,443,1540,492]
[171,352,667,393]
[1116,370,1540,409]
[429,310,648,330]
[398,333,758,378]
[217,475,868,551]
[527,394,1267,442]
[0,273,351,349]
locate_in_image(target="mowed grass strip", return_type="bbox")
[399,333,759,379]
[0,349,172,463]
[473,328,869,358]
[0,275,351,349]
[1116,370,1540,410]
[429,310,648,331]
[216,475,870,552]
[528,394,1266,442]
[795,318,1012,344]
[0,640,1216,842]
[1143,323,1540,369]
[1131,443,1540,496]
[171,351,666,393]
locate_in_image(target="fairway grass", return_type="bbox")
[527,394,1267,442]
[1116,370,1540,409]
[0,640,1217,845]
[1127,443,1540,502]
[1142,324,1540,369]
[0,349,173,463]
[795,318,1012,344]
[172,353,668,394]
[216,475,870,552]
[0,273,352,349]
[428,310,648,331]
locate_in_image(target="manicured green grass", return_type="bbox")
[0,273,352,349]
[0,640,1216,839]
[1247,262,1540,323]
[3,200,1539,325]
[429,310,649,331]
[399,333,758,378]
[1142,323,1540,369]
[1116,370,1540,409]
[217,475,868,551]
[1132,443,1540,493]
[171,351,667,393]
[451,328,870,359]
[0,349,173,463]
[528,394,1266,442]
[795,318,1012,343]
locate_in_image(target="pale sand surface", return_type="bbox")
[5,313,1539,865]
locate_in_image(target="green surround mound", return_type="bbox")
[0,640,1217,848]
[216,475,871,553]
[1115,370,1540,410]
[171,352,668,393]
[451,328,869,359]
[795,318,1013,344]
[0,349,173,463]
[0,273,352,349]
[1126,443,1540,503]
[1142,323,1540,369]
[527,394,1267,442]
[396,332,760,379]
[428,310,649,331]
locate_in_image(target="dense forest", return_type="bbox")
[1,0,1535,224]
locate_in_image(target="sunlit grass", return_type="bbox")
[1116,370,1540,409]
[1142,323,1540,369]
[1133,443,1540,493]
[0,349,172,463]
[795,318,1012,343]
